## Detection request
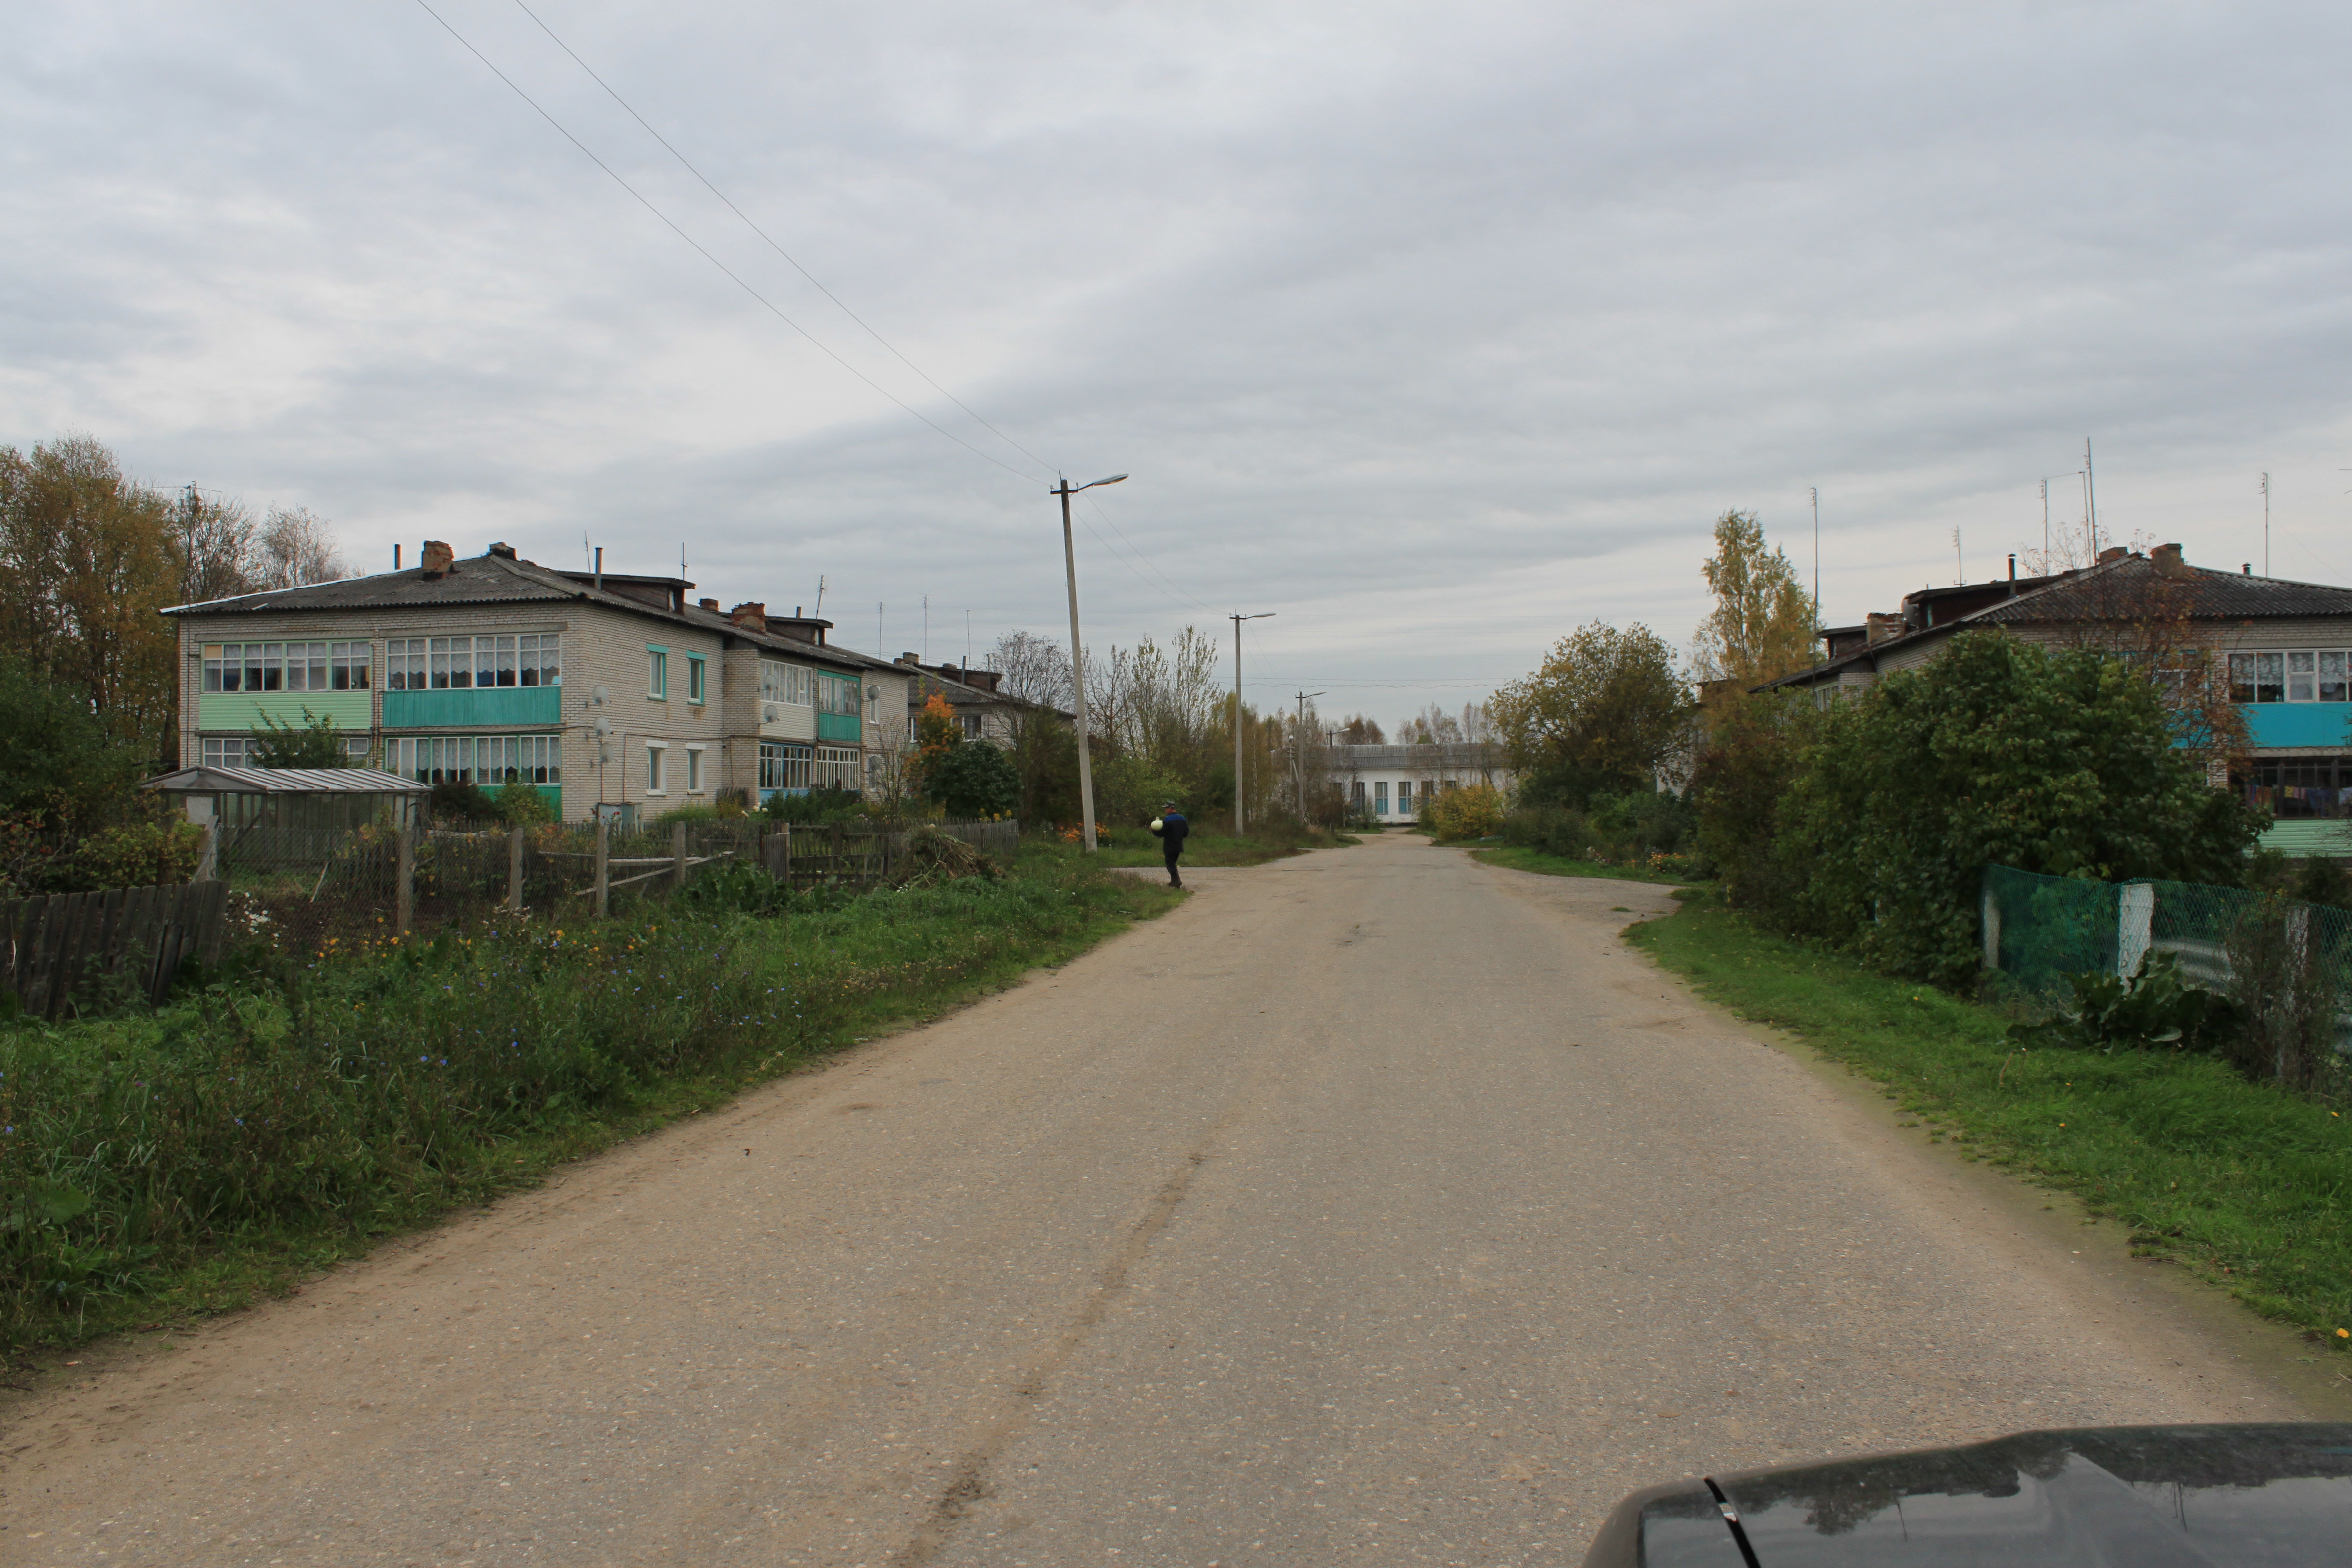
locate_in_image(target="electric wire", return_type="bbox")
[423,2,1243,629]
[412,0,1046,486]
[1084,494,1218,614]
[507,0,1056,480]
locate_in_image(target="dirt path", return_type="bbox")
[2,834,2331,1566]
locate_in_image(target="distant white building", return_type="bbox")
[1326,743,1512,823]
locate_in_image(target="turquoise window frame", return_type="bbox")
[686,654,706,705]
[647,644,669,700]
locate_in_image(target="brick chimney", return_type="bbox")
[2097,545,2130,565]
[1865,611,1903,646]
[699,597,720,611]
[729,601,766,631]
[487,541,517,559]
[2151,542,2189,578]
[420,540,454,580]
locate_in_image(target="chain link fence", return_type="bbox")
[1983,863,2352,1081]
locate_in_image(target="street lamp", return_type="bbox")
[1052,473,1127,852]
[1229,612,1274,834]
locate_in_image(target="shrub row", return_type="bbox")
[0,849,1167,1349]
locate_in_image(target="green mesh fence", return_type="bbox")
[1982,863,2352,1058]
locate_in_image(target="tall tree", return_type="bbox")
[1490,621,1687,806]
[1691,509,1816,693]
[987,629,1073,716]
[170,486,261,605]
[0,435,180,761]
[254,505,348,588]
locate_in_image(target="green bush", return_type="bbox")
[924,740,1020,819]
[1729,635,2263,987]
[1500,804,1596,858]
[1427,781,1505,840]
[249,710,360,769]
[495,782,557,823]
[759,786,866,825]
[2009,951,2242,1054]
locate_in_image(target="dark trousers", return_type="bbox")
[1163,845,1183,887]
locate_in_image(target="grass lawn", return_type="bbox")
[1627,890,2352,1354]
[1470,843,1694,886]
[0,845,1179,1355]
[1080,821,1356,869]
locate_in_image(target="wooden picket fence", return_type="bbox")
[0,881,229,1018]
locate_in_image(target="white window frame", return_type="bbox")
[2226,649,2352,704]
[646,741,667,794]
[386,735,562,785]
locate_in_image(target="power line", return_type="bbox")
[424,1,1230,630]
[1084,494,1216,614]
[412,0,1047,486]
[506,0,1055,481]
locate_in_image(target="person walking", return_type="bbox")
[1149,801,1190,888]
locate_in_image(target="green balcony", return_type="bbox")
[817,712,862,743]
[198,690,371,733]
[383,686,564,729]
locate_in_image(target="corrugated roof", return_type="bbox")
[143,765,431,794]
[165,549,895,676]
[1758,554,2352,693]
[1968,557,2352,622]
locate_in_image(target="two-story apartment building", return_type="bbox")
[163,541,911,822]
[891,657,1066,746]
[1764,544,2352,856]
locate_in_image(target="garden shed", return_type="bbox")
[143,765,430,875]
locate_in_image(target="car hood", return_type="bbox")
[1582,1423,2352,1568]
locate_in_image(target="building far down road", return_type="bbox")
[1,833,2334,1567]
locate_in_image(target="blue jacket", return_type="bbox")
[1152,810,1189,847]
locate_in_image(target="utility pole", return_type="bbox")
[1052,472,1127,852]
[1229,611,1274,833]
[1294,689,1325,822]
[2261,472,2271,576]
[2040,479,2050,567]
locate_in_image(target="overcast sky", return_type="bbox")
[7,2,2350,726]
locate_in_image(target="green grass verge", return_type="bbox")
[0,847,1178,1356]
[1470,844,1695,885]
[1627,890,2352,1352]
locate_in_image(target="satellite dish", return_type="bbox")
[763,703,780,723]
[591,685,610,704]
[590,716,612,736]
[867,685,879,699]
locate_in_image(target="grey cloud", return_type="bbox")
[4,1,2351,720]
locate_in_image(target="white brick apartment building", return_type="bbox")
[1326,743,1512,823]
[163,542,911,823]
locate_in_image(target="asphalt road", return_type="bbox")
[2,833,2329,1567]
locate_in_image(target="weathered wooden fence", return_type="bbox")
[0,881,228,1017]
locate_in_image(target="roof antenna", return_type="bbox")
[2260,472,2270,577]
[813,574,827,618]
